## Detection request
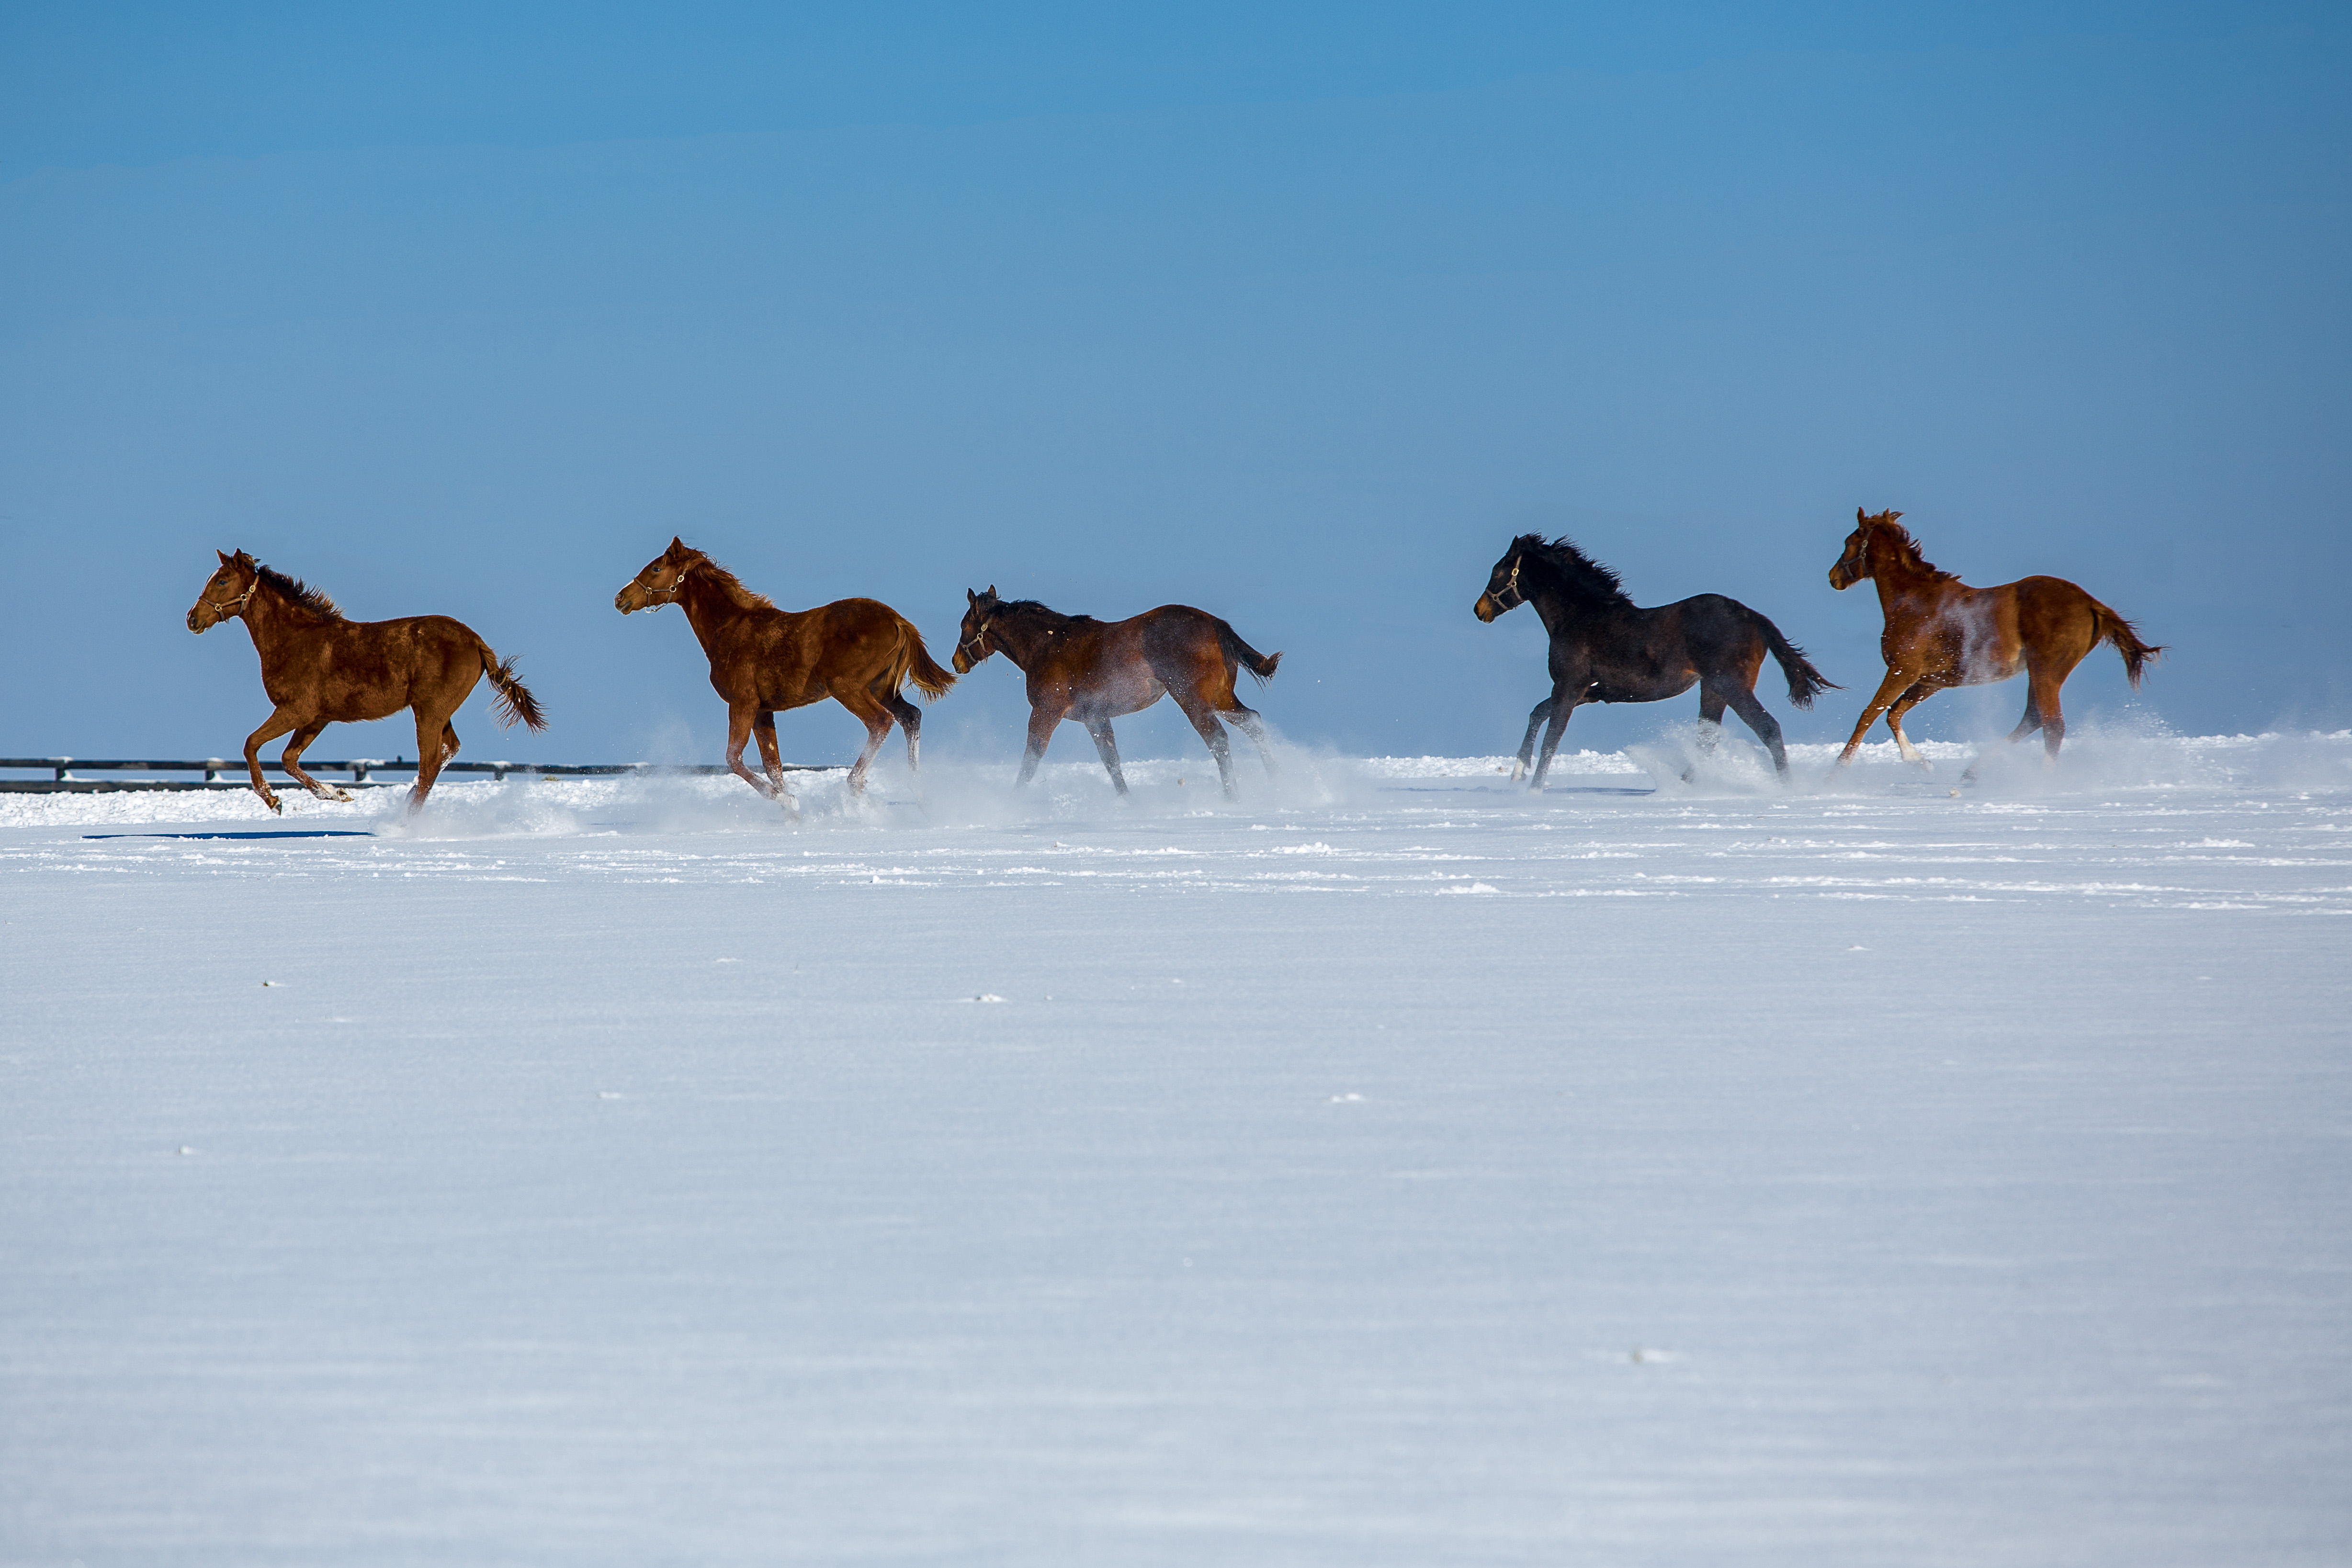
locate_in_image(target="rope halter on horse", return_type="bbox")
[956,617,994,665]
[641,561,695,606]
[1490,554,1526,611]
[200,576,261,618]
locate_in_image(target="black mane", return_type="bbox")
[1515,534,1635,609]
[993,598,1100,626]
[257,564,344,620]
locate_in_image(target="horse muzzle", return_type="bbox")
[1473,593,1501,623]
[187,605,212,633]
[614,585,646,614]
[951,650,973,674]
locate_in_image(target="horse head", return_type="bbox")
[616,537,703,614]
[1474,538,1534,622]
[1829,509,1903,591]
[952,586,1001,673]
[187,550,260,633]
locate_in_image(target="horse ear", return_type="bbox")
[1886,511,1903,523]
[217,549,232,565]
[987,584,997,598]
[667,536,687,554]
[1856,507,1868,524]
[966,588,977,604]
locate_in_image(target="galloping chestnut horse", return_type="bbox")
[1828,509,2160,771]
[186,549,546,813]
[951,587,1281,798]
[1475,534,1834,789]
[615,538,953,814]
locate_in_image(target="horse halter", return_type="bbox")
[641,561,695,605]
[199,575,260,618]
[1835,531,1872,586]
[1490,554,1526,611]
[956,616,994,664]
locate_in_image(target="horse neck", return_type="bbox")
[1865,540,1949,613]
[676,570,760,650]
[1523,570,1619,637]
[985,605,1072,671]
[237,582,321,660]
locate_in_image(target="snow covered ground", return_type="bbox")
[5,729,2350,1565]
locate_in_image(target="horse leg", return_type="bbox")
[880,688,923,773]
[282,719,352,802]
[1174,696,1239,798]
[2028,668,2071,761]
[1834,669,1920,767]
[1084,719,1130,795]
[724,703,789,811]
[837,691,895,797]
[1883,681,1938,767]
[1015,702,1066,788]
[1222,703,1278,778]
[752,711,794,806]
[1722,685,1789,776]
[1510,697,1551,782]
[408,705,460,812]
[1529,685,1584,791]
[1962,696,2046,783]
[1681,687,1730,782]
[241,708,304,814]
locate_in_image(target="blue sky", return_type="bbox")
[3,3,2345,767]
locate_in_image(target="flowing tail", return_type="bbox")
[1217,621,1283,686]
[1755,612,1837,710]
[2089,598,2163,687]
[477,642,549,732]
[895,619,957,700]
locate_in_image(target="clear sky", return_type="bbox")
[3,3,2345,767]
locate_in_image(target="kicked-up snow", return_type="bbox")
[4,728,2349,1565]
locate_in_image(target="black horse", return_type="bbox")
[1473,534,1836,789]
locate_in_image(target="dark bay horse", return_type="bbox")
[615,538,953,814]
[1474,534,1835,789]
[951,587,1281,798]
[1828,509,2161,771]
[187,549,546,813]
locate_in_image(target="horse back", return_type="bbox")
[726,597,916,707]
[260,613,486,720]
[1541,598,1700,700]
[2005,574,2110,660]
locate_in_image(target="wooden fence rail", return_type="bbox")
[0,757,837,794]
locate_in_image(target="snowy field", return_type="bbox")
[4,729,2350,1566]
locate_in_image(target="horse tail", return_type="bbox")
[896,618,957,700]
[1217,620,1283,686]
[477,641,549,732]
[2089,598,2163,688]
[1754,612,1838,710]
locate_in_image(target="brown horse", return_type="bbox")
[951,587,1281,798]
[1828,509,2161,772]
[615,538,954,815]
[186,550,546,813]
